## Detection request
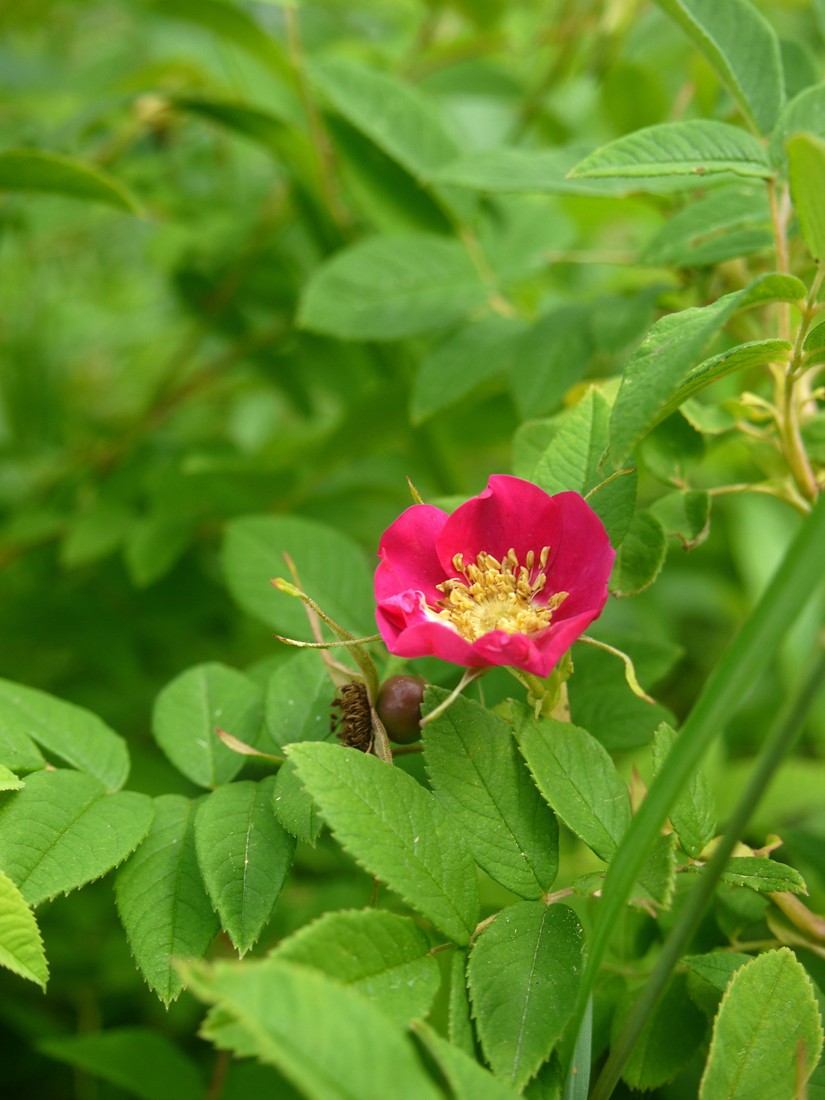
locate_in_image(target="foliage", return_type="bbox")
[2,1,825,1098]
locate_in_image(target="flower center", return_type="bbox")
[434,547,568,642]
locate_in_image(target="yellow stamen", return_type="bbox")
[435,546,567,641]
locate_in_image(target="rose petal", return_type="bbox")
[436,475,564,574]
[375,503,449,606]
[541,492,615,617]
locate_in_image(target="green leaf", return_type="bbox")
[123,512,194,587]
[652,0,784,135]
[699,855,808,894]
[509,305,594,418]
[222,514,374,639]
[468,901,585,1090]
[652,723,717,856]
[569,121,773,181]
[115,794,219,1004]
[659,339,792,421]
[0,723,45,775]
[0,764,23,791]
[271,760,324,845]
[422,691,559,899]
[699,948,824,1099]
[265,650,333,751]
[152,663,264,789]
[533,390,609,497]
[172,96,288,153]
[0,868,48,987]
[0,150,140,213]
[568,636,678,751]
[637,833,679,908]
[195,779,295,955]
[0,770,153,906]
[432,144,711,196]
[412,317,527,424]
[60,501,133,569]
[642,186,771,267]
[685,951,752,1013]
[287,742,480,944]
[273,909,439,1027]
[514,714,631,862]
[788,133,825,261]
[310,58,459,183]
[297,235,488,341]
[184,956,443,1100]
[610,510,667,596]
[447,949,476,1057]
[416,1023,522,1100]
[0,677,130,790]
[770,84,825,164]
[149,0,288,78]
[38,1029,204,1100]
[613,975,707,1091]
[609,274,805,463]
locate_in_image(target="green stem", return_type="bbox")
[562,489,825,1086]
[589,641,825,1100]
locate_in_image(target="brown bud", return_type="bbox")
[375,675,426,744]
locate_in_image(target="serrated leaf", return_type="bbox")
[288,742,480,944]
[310,57,459,183]
[533,390,609,497]
[510,304,594,418]
[0,868,48,987]
[653,0,784,135]
[115,795,219,1004]
[468,901,585,1090]
[569,120,773,181]
[0,724,45,775]
[0,678,129,789]
[585,471,638,549]
[642,186,771,267]
[222,514,374,639]
[0,764,23,791]
[184,956,443,1100]
[416,1023,521,1100]
[659,339,791,421]
[273,909,439,1027]
[38,1029,204,1100]
[422,690,558,899]
[153,663,264,790]
[195,778,294,954]
[0,770,153,906]
[265,650,333,751]
[609,274,804,463]
[685,951,752,1014]
[610,510,667,596]
[447,949,476,1057]
[271,760,324,845]
[432,144,716,196]
[298,235,488,341]
[699,948,824,1099]
[636,833,678,907]
[412,316,526,423]
[514,713,631,862]
[613,974,706,1091]
[704,855,807,894]
[652,723,716,856]
[0,149,140,212]
[788,133,825,261]
[771,83,825,164]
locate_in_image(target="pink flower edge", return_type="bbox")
[375,475,616,678]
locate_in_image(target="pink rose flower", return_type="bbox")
[375,475,615,678]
